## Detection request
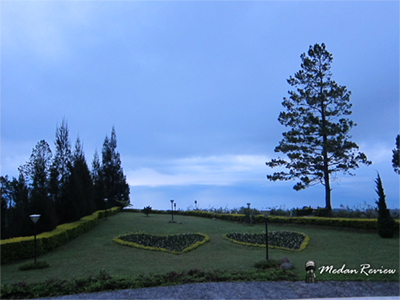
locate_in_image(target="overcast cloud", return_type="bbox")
[1,1,399,211]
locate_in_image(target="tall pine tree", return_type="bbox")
[91,150,105,210]
[101,127,130,208]
[49,119,72,224]
[375,173,395,238]
[67,137,95,220]
[266,43,371,211]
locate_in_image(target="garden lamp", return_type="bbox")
[30,214,41,265]
[170,200,174,222]
[261,209,271,260]
[104,198,108,221]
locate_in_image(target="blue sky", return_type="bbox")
[1,1,399,211]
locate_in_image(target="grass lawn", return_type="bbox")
[1,212,399,285]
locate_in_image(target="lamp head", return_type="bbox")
[30,214,41,224]
[104,198,108,202]
[170,199,174,203]
[261,209,271,217]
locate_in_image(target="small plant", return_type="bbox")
[375,173,395,238]
[142,206,152,217]
[254,259,281,270]
[18,260,50,271]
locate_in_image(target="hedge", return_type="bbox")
[123,208,400,230]
[0,207,121,264]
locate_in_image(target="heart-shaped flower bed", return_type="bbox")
[224,231,309,251]
[113,232,209,254]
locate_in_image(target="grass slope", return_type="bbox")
[1,212,399,285]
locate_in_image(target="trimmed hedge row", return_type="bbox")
[123,208,400,230]
[267,216,400,230]
[0,207,121,264]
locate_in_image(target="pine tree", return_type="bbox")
[375,173,395,238]
[91,150,105,210]
[392,134,400,175]
[101,127,130,208]
[49,119,72,224]
[266,43,371,210]
[67,137,95,220]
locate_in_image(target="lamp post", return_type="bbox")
[170,200,174,222]
[261,209,271,260]
[104,198,108,221]
[194,200,197,210]
[30,214,41,265]
[247,203,251,224]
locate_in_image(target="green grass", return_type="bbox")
[1,212,399,286]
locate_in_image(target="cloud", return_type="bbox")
[126,154,270,187]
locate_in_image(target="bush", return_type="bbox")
[314,208,332,217]
[253,259,281,270]
[295,206,314,216]
[18,260,50,271]
[142,206,152,217]
[375,174,395,238]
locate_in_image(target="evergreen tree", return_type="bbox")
[91,150,104,210]
[392,134,400,175]
[266,43,371,210]
[101,127,130,208]
[1,176,12,239]
[8,174,31,238]
[67,137,95,220]
[20,140,57,234]
[49,119,72,224]
[375,173,395,238]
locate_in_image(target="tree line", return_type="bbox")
[1,120,129,239]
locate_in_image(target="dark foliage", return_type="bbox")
[142,206,152,217]
[100,127,130,209]
[266,43,371,210]
[375,173,395,238]
[1,268,297,299]
[392,134,400,175]
[1,121,130,240]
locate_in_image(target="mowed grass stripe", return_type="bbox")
[1,212,398,285]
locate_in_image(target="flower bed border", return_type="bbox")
[223,231,309,252]
[113,232,209,255]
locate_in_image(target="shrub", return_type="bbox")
[314,208,332,217]
[295,206,314,216]
[253,259,281,270]
[142,206,152,217]
[18,260,50,271]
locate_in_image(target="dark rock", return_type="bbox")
[279,257,289,263]
[280,262,294,270]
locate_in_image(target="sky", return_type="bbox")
[1,1,399,211]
